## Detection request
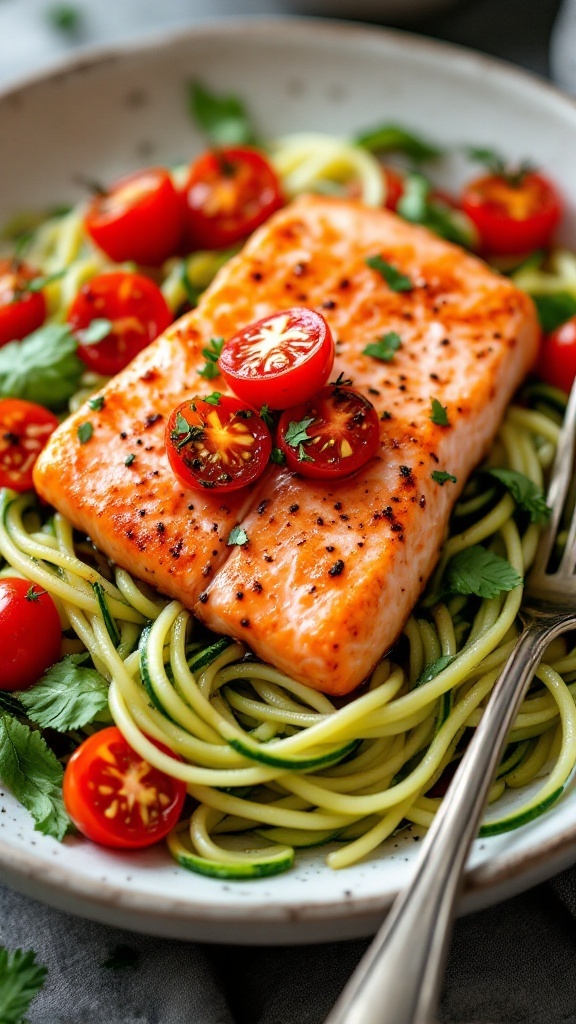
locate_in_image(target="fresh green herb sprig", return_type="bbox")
[0,947,48,1024]
[189,81,255,146]
[198,337,224,379]
[363,331,402,363]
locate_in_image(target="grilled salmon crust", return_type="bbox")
[34,195,539,694]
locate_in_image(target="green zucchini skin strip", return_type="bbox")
[92,581,121,647]
[228,736,360,770]
[479,786,565,836]
[172,849,295,879]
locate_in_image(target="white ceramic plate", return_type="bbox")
[1,19,576,946]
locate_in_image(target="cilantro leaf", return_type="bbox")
[430,398,450,426]
[398,172,476,248]
[532,292,576,334]
[283,417,315,448]
[0,947,48,1024]
[77,421,93,444]
[487,468,551,524]
[203,392,221,406]
[189,82,255,146]
[415,653,456,687]
[297,442,314,463]
[444,545,522,600]
[0,713,70,839]
[259,404,274,428]
[0,323,84,411]
[88,395,105,411]
[124,453,136,466]
[363,331,402,362]
[365,255,413,292]
[228,526,248,546]
[270,447,286,465]
[75,318,112,346]
[431,470,457,486]
[199,337,224,379]
[356,123,442,162]
[18,654,109,732]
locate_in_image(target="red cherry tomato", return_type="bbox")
[67,271,173,376]
[183,146,283,250]
[166,394,272,493]
[219,308,335,411]
[382,166,405,212]
[63,726,186,849]
[461,172,562,256]
[84,168,184,266]
[0,578,61,691]
[277,385,380,480]
[0,398,59,492]
[537,315,576,394]
[0,258,46,348]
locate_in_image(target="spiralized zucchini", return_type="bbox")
[2,396,575,876]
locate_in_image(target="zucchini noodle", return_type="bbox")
[2,398,575,876]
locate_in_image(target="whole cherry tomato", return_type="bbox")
[219,307,335,410]
[0,398,59,492]
[277,385,380,480]
[0,578,61,690]
[537,315,576,394]
[67,271,173,376]
[0,258,46,348]
[461,171,562,256]
[166,394,272,493]
[63,726,186,849]
[183,146,283,250]
[84,168,184,266]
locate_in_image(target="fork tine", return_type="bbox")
[531,376,576,577]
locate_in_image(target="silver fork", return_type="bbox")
[325,378,576,1024]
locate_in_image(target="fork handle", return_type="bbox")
[325,612,576,1024]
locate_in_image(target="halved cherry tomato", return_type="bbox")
[461,172,562,256]
[382,166,405,212]
[0,578,61,691]
[0,258,46,348]
[84,168,184,266]
[277,385,380,480]
[0,398,59,492]
[67,271,173,376]
[166,394,272,493]
[537,315,576,394]
[183,146,283,250]
[219,307,335,410]
[63,726,186,849]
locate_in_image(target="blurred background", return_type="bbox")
[0,0,573,94]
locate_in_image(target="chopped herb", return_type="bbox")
[199,337,224,379]
[297,442,314,463]
[487,468,551,524]
[363,331,402,363]
[77,421,93,444]
[0,947,48,1024]
[0,323,84,410]
[0,712,70,839]
[431,470,457,486]
[365,255,413,292]
[270,447,286,465]
[189,81,255,146]
[532,292,576,334]
[415,654,456,687]
[444,545,523,600]
[75,318,113,346]
[397,172,476,248]
[203,392,221,406]
[47,3,81,32]
[355,123,442,162]
[88,395,105,411]
[228,525,249,546]
[259,404,274,428]
[283,416,315,449]
[465,146,535,187]
[430,398,450,426]
[102,944,141,972]
[330,372,353,387]
[125,453,136,466]
[19,654,109,732]
[170,411,204,451]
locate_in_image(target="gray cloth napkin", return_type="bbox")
[2,868,576,1023]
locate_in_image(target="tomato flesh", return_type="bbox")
[0,258,46,348]
[63,726,186,849]
[277,385,380,480]
[538,315,576,394]
[219,307,335,410]
[0,578,61,691]
[84,167,184,266]
[0,398,59,492]
[183,146,283,250]
[67,271,173,376]
[166,394,272,493]
[461,172,562,256]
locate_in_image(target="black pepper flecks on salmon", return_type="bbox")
[34,195,539,693]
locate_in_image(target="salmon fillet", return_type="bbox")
[34,195,539,693]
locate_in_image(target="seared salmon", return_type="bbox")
[34,196,539,693]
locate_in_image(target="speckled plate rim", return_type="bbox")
[1,16,576,944]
